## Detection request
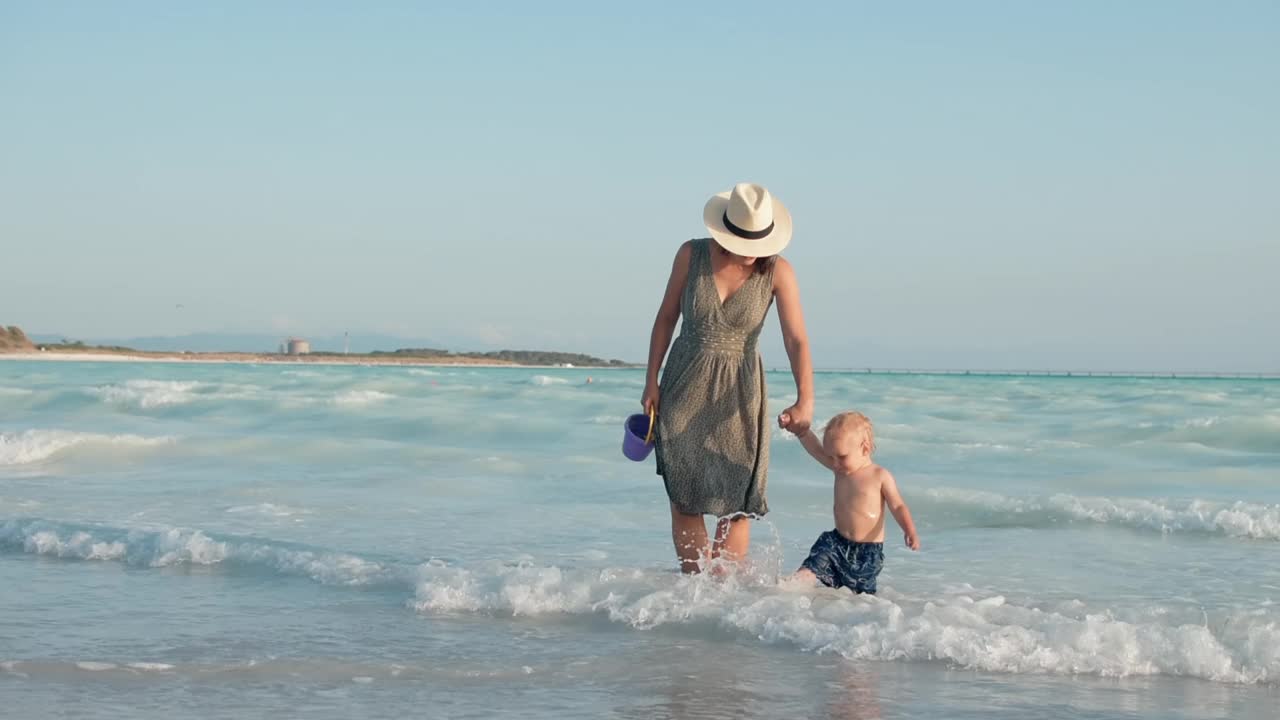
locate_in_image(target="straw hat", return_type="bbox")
[702,182,792,257]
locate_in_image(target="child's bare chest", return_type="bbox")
[834,474,882,516]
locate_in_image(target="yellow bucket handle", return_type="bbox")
[644,406,657,444]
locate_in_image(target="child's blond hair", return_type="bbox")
[823,411,876,454]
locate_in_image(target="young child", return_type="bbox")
[791,411,919,594]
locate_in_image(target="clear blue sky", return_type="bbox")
[2,1,1277,370]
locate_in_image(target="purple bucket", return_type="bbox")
[622,409,656,461]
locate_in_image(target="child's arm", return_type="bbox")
[880,469,920,550]
[796,429,835,470]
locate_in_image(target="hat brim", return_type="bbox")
[703,192,792,258]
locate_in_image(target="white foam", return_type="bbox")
[407,369,439,376]
[75,662,118,671]
[1048,494,1280,539]
[332,390,395,406]
[529,375,569,386]
[1110,413,1280,454]
[224,503,311,518]
[88,379,203,408]
[0,386,34,397]
[127,662,175,672]
[923,488,1280,541]
[0,519,396,586]
[410,561,1280,684]
[0,429,173,466]
[86,379,265,408]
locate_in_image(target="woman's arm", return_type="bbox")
[642,241,693,413]
[773,257,814,434]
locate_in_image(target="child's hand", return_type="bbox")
[777,403,812,435]
[905,532,920,551]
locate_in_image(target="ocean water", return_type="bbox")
[2,360,1278,719]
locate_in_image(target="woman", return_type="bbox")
[642,182,814,573]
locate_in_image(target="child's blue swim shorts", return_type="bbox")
[801,530,885,594]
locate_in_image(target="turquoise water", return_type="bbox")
[2,360,1278,719]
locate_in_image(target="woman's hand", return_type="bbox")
[641,379,660,415]
[777,401,813,435]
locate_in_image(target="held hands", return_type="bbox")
[905,532,920,551]
[776,402,813,435]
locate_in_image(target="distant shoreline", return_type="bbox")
[2,351,1272,379]
[0,349,626,369]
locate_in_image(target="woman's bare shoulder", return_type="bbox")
[672,239,697,266]
[772,255,797,289]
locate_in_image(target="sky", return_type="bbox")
[2,1,1277,371]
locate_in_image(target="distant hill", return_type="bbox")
[12,326,636,366]
[476,350,630,366]
[365,348,632,366]
[0,325,35,351]
[28,332,449,354]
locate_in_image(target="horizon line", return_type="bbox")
[788,367,1279,380]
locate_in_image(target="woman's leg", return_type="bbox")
[670,504,709,573]
[711,514,751,565]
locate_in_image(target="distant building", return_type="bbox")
[286,337,311,355]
